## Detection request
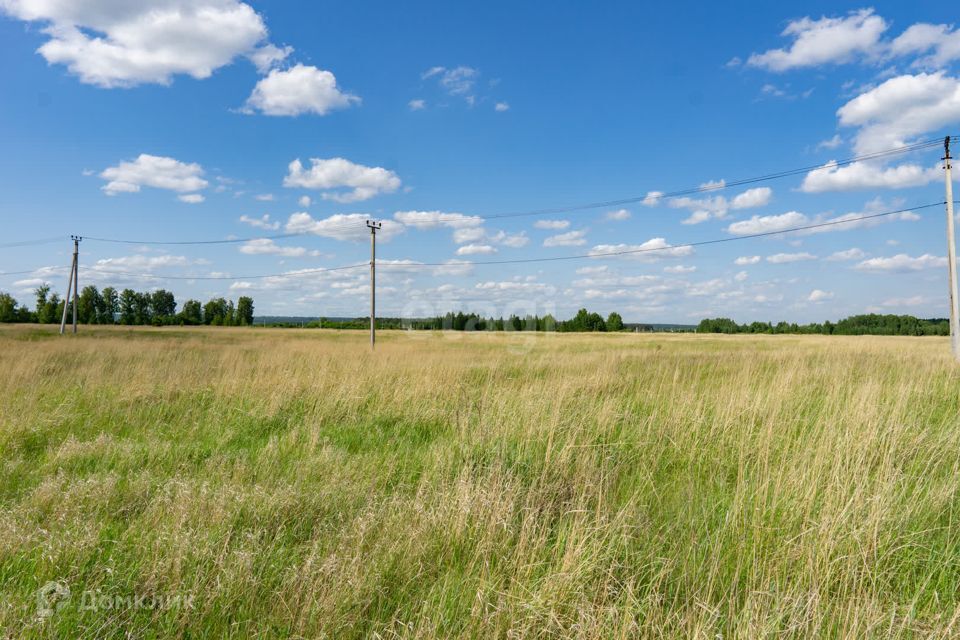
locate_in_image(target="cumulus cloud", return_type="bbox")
[766,252,817,264]
[239,238,312,257]
[671,186,772,225]
[0,0,281,88]
[642,191,663,207]
[801,72,960,192]
[891,23,960,68]
[827,247,867,261]
[808,289,834,302]
[408,99,426,110]
[534,219,570,230]
[746,9,887,71]
[285,212,404,242]
[100,154,208,195]
[177,193,205,204]
[298,195,311,207]
[239,214,279,230]
[726,211,808,235]
[590,238,694,261]
[605,208,631,221]
[543,230,588,247]
[393,210,482,229]
[243,64,359,116]
[93,254,202,271]
[456,244,496,256]
[664,265,696,274]
[494,102,510,112]
[734,256,762,265]
[283,157,401,203]
[854,253,948,272]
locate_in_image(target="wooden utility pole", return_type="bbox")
[944,137,959,361]
[59,235,81,335]
[366,220,382,350]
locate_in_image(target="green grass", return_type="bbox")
[1,324,959,638]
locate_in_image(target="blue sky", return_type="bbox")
[2,1,960,322]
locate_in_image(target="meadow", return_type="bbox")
[1,324,959,638]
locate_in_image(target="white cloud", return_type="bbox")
[255,193,274,201]
[432,260,474,277]
[456,244,496,256]
[880,295,930,307]
[730,187,772,210]
[177,193,204,204]
[734,270,748,281]
[801,159,938,192]
[494,102,510,112]
[642,191,663,207]
[285,212,404,242]
[534,219,570,230]
[491,231,529,248]
[239,238,309,257]
[284,157,401,203]
[423,65,478,98]
[408,98,426,111]
[94,254,201,271]
[543,230,588,247]
[827,247,867,261]
[801,72,960,192]
[590,238,693,261]
[766,252,817,264]
[854,253,948,272]
[575,265,608,275]
[239,214,279,230]
[0,0,278,88]
[452,227,486,244]
[393,210,482,229]
[808,289,834,302]
[838,72,960,154]
[734,255,762,265]
[816,134,843,150]
[747,9,887,71]
[247,43,292,74]
[726,211,808,235]
[664,265,696,274]
[100,154,207,195]
[298,195,311,207]
[605,208,631,221]
[891,23,960,68]
[671,186,773,225]
[244,64,359,116]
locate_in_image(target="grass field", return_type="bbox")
[2,324,960,638]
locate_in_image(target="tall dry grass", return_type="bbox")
[1,324,959,638]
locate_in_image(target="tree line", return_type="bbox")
[272,309,628,332]
[0,285,254,326]
[696,314,949,336]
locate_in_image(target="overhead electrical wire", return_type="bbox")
[1,201,944,281]
[72,137,951,246]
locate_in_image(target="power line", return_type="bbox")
[74,138,950,246]
[377,201,945,267]
[4,201,942,282]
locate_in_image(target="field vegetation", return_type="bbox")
[1,324,959,638]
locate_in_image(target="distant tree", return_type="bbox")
[77,285,102,324]
[150,290,177,320]
[606,312,624,332]
[203,298,229,325]
[0,292,18,322]
[180,299,203,325]
[119,289,137,325]
[35,285,55,324]
[100,287,118,324]
[236,296,254,326]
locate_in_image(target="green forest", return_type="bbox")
[0,285,254,326]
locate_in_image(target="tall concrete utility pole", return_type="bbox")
[59,235,81,335]
[945,137,960,361]
[366,220,382,350]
